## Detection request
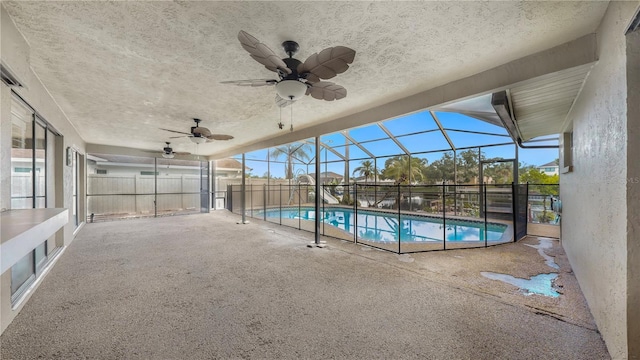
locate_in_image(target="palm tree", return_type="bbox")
[352,160,377,182]
[380,156,426,210]
[382,156,425,184]
[269,143,312,182]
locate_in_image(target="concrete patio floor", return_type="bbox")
[0,211,609,359]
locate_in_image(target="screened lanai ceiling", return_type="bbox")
[242,109,520,164]
[2,1,607,157]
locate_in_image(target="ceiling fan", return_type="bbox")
[160,118,234,144]
[161,142,189,159]
[144,142,190,159]
[222,30,356,107]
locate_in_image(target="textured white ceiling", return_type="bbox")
[3,1,608,156]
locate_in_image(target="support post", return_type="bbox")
[525,183,529,235]
[354,184,358,244]
[512,182,516,242]
[398,183,401,254]
[298,183,301,230]
[279,183,282,226]
[443,182,446,250]
[408,155,412,212]
[239,154,248,224]
[154,157,157,218]
[315,137,321,244]
[309,137,324,248]
[374,157,378,204]
[453,149,457,215]
[484,183,488,247]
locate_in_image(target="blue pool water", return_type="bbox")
[256,207,507,243]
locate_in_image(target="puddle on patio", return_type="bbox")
[481,272,560,297]
[524,238,559,269]
[481,238,561,297]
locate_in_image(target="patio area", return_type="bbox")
[0,210,607,359]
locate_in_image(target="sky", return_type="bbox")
[234,110,559,179]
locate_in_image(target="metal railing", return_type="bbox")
[228,183,526,254]
[527,184,560,225]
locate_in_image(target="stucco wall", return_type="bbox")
[626,25,640,360]
[1,4,87,334]
[560,2,637,359]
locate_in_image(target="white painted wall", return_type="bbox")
[560,2,638,358]
[1,4,87,334]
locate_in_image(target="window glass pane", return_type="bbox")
[11,99,34,209]
[35,242,47,270]
[46,129,56,208]
[11,252,34,295]
[35,122,46,208]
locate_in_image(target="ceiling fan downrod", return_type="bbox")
[282,40,299,58]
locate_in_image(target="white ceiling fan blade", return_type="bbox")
[298,46,356,83]
[238,30,292,75]
[275,94,295,108]
[220,79,277,87]
[306,82,347,101]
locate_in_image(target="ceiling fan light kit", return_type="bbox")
[275,80,307,100]
[189,136,207,144]
[162,152,175,159]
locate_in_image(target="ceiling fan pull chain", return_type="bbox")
[290,103,294,132]
[278,107,284,129]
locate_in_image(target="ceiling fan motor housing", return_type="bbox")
[280,57,303,80]
[282,40,299,57]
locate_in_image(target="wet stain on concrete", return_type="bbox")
[481,272,560,297]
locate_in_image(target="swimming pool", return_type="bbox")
[255,207,508,243]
